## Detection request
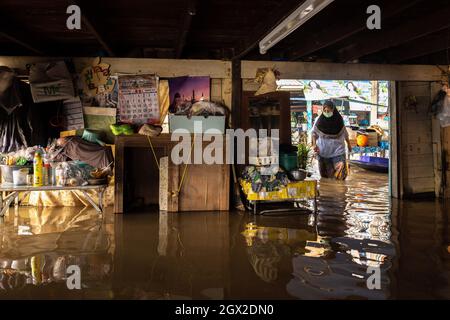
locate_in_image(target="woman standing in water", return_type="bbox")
[312,100,352,180]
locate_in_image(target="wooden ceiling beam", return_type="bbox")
[287,0,424,61]
[0,12,46,55]
[80,14,115,57]
[73,1,115,57]
[339,5,450,62]
[385,32,450,63]
[0,31,45,55]
[175,0,197,59]
[231,0,301,60]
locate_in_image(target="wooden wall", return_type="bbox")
[431,83,444,198]
[0,56,232,108]
[397,82,435,196]
[241,60,444,81]
[2,56,448,198]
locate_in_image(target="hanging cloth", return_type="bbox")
[0,67,28,152]
[0,67,22,115]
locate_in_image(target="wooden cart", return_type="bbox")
[240,179,318,215]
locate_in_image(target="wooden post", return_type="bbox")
[307,100,313,144]
[370,80,379,126]
[159,157,169,211]
[390,81,401,198]
[444,126,450,198]
[167,158,180,212]
[114,137,125,214]
[232,59,242,129]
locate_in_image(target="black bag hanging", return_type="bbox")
[0,66,28,153]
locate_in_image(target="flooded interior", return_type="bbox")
[0,167,449,299]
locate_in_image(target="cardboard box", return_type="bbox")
[366,132,379,147]
[347,127,378,147]
[169,115,225,133]
[347,127,358,147]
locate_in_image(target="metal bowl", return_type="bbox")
[0,165,32,183]
[289,169,307,181]
[88,178,108,185]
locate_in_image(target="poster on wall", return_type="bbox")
[168,76,210,113]
[117,74,160,124]
[345,81,372,111]
[303,80,327,101]
[79,57,118,107]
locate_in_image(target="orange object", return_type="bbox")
[357,134,369,147]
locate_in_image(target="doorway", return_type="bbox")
[276,79,391,194]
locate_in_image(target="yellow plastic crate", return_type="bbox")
[240,180,317,201]
[60,130,77,138]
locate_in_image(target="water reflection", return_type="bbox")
[113,211,229,300]
[0,167,448,299]
[242,222,316,283]
[241,222,393,299]
[0,207,113,297]
[239,167,395,299]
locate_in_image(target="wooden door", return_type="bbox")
[396,81,435,198]
[444,126,450,198]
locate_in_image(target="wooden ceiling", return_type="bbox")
[1,0,449,65]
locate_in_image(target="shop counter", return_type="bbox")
[114,134,230,213]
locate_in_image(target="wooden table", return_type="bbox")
[0,184,108,216]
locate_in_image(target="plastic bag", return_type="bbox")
[28,61,75,103]
[437,95,450,127]
[54,161,93,186]
[255,69,278,96]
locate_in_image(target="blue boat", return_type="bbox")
[350,156,389,173]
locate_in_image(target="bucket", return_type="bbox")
[0,165,32,183]
[279,152,298,171]
[13,168,30,186]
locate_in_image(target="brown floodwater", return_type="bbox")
[0,167,449,299]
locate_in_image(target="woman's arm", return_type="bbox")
[345,136,352,153]
[344,128,352,153]
[312,132,319,153]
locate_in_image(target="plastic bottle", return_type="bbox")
[43,165,49,186]
[33,150,43,187]
[42,150,50,186]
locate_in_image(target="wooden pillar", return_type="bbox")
[370,80,378,126]
[114,137,125,213]
[307,100,313,144]
[232,59,242,129]
[444,126,450,198]
[390,81,401,198]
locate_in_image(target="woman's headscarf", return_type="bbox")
[314,100,345,136]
